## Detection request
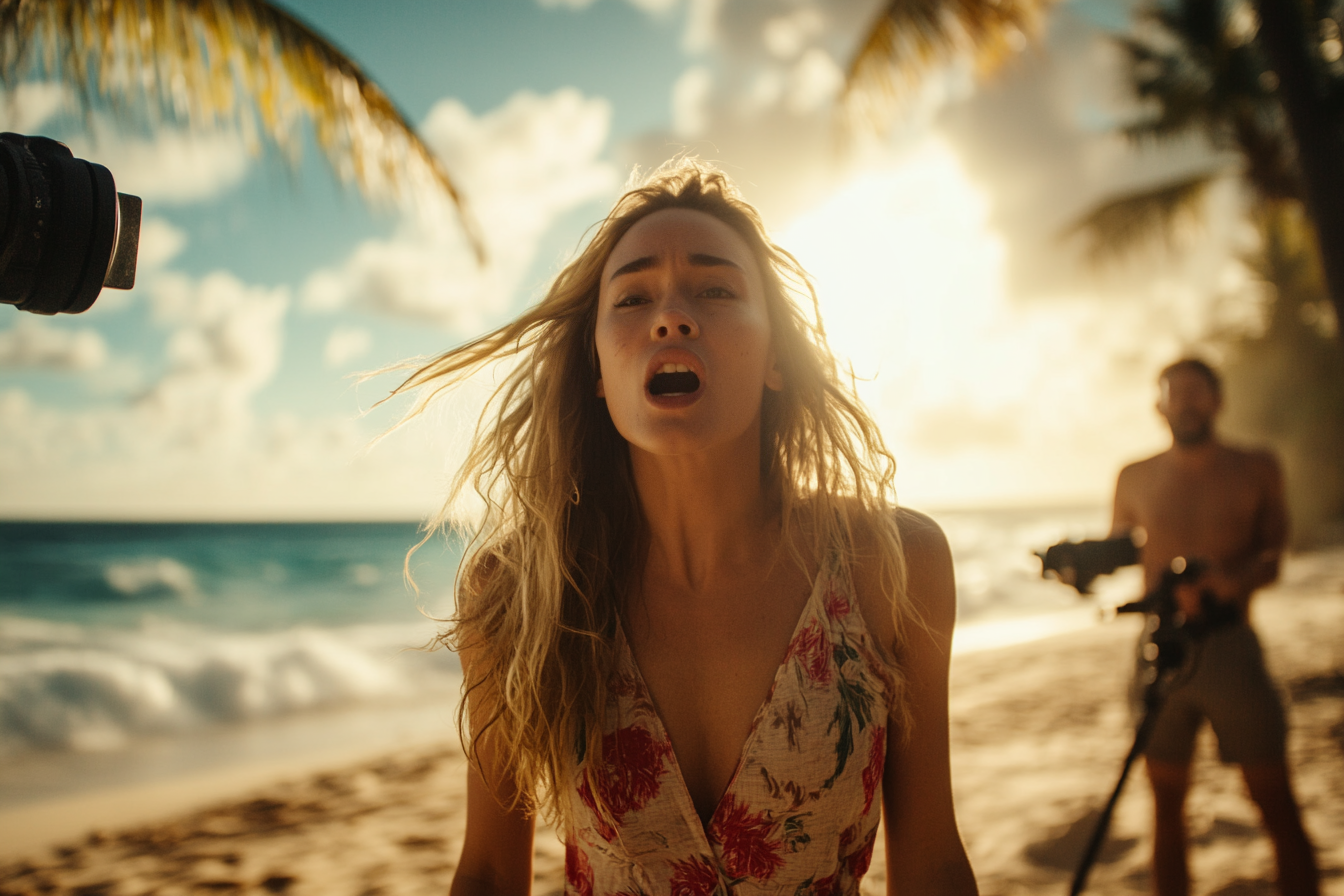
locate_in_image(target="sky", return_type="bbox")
[0,0,1262,520]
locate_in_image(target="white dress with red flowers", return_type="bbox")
[563,553,896,896]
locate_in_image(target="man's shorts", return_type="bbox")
[1133,622,1288,765]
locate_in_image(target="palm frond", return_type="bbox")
[1063,171,1224,264]
[0,0,485,262]
[841,0,1056,133]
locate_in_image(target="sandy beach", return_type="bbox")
[2,551,1340,896]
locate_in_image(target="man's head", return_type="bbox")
[1158,358,1222,447]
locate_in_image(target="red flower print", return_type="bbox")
[710,793,785,881]
[809,873,841,896]
[861,726,886,814]
[838,823,856,851]
[846,828,878,878]
[823,586,851,620]
[670,856,721,896]
[785,619,833,685]
[577,724,672,840]
[565,839,594,896]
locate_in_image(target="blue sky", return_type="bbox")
[0,0,1256,519]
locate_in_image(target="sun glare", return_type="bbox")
[781,139,1168,508]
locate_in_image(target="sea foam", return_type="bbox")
[0,615,460,757]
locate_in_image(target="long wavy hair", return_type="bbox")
[389,158,910,830]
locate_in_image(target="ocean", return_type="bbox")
[0,508,1141,810]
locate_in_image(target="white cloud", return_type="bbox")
[141,271,289,448]
[623,0,680,12]
[303,88,617,329]
[537,0,678,10]
[763,7,825,60]
[672,67,714,136]
[786,48,844,114]
[64,127,250,205]
[683,0,725,52]
[0,318,108,372]
[622,0,897,223]
[136,217,189,272]
[0,82,73,132]
[324,327,372,368]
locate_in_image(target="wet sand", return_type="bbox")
[2,552,1341,896]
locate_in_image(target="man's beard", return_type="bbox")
[1171,417,1214,446]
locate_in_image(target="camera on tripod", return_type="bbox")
[1034,535,1241,894]
[1036,532,1239,635]
[0,132,142,315]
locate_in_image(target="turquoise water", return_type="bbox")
[0,508,1119,770]
[0,522,465,762]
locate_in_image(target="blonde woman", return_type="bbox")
[396,159,975,895]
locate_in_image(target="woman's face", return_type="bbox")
[594,207,782,458]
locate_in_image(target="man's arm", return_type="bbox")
[1110,464,1141,539]
[1206,453,1287,609]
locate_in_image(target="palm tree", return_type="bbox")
[842,0,1343,341]
[0,0,484,260]
[841,0,1057,130]
[1062,0,1344,541]
[1065,0,1298,257]
[1252,0,1344,348]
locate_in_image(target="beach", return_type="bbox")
[1,550,1340,896]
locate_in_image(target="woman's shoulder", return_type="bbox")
[846,504,956,648]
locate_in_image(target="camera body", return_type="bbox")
[0,132,141,314]
[1036,534,1140,594]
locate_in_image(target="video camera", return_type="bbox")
[1035,533,1140,594]
[1036,534,1238,635]
[0,132,141,314]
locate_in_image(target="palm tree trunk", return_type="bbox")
[1254,0,1344,345]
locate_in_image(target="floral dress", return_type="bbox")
[562,553,897,896]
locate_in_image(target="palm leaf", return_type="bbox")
[1063,171,1224,264]
[841,0,1056,132]
[0,0,485,261]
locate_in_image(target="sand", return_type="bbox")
[2,551,1341,896]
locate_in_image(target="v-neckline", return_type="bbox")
[615,552,832,846]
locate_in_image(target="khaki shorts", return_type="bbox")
[1134,622,1287,765]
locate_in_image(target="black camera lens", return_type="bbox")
[0,133,141,315]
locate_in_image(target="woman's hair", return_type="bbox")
[388,157,910,830]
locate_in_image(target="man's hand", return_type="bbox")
[1174,567,1242,619]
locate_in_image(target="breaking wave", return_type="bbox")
[0,615,460,757]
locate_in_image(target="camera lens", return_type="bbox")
[0,133,140,315]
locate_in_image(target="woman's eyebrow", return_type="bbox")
[688,253,744,272]
[607,253,745,283]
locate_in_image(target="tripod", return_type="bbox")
[1069,557,1223,896]
[1068,617,1187,896]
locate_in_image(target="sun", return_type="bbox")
[779,137,1167,508]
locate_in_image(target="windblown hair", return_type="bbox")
[389,158,910,831]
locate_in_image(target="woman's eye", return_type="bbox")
[615,294,647,308]
[700,286,734,298]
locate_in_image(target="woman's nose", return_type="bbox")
[651,303,699,340]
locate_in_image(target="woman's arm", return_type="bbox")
[867,510,977,895]
[450,644,536,896]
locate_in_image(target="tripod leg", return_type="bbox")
[1070,686,1166,896]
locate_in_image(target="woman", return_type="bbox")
[394,159,976,895]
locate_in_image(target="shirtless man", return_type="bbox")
[1110,358,1318,896]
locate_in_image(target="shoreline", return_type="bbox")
[1,551,1340,895]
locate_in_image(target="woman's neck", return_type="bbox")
[629,424,778,593]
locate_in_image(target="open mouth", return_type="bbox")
[648,363,701,397]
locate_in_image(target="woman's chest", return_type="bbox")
[624,570,813,819]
